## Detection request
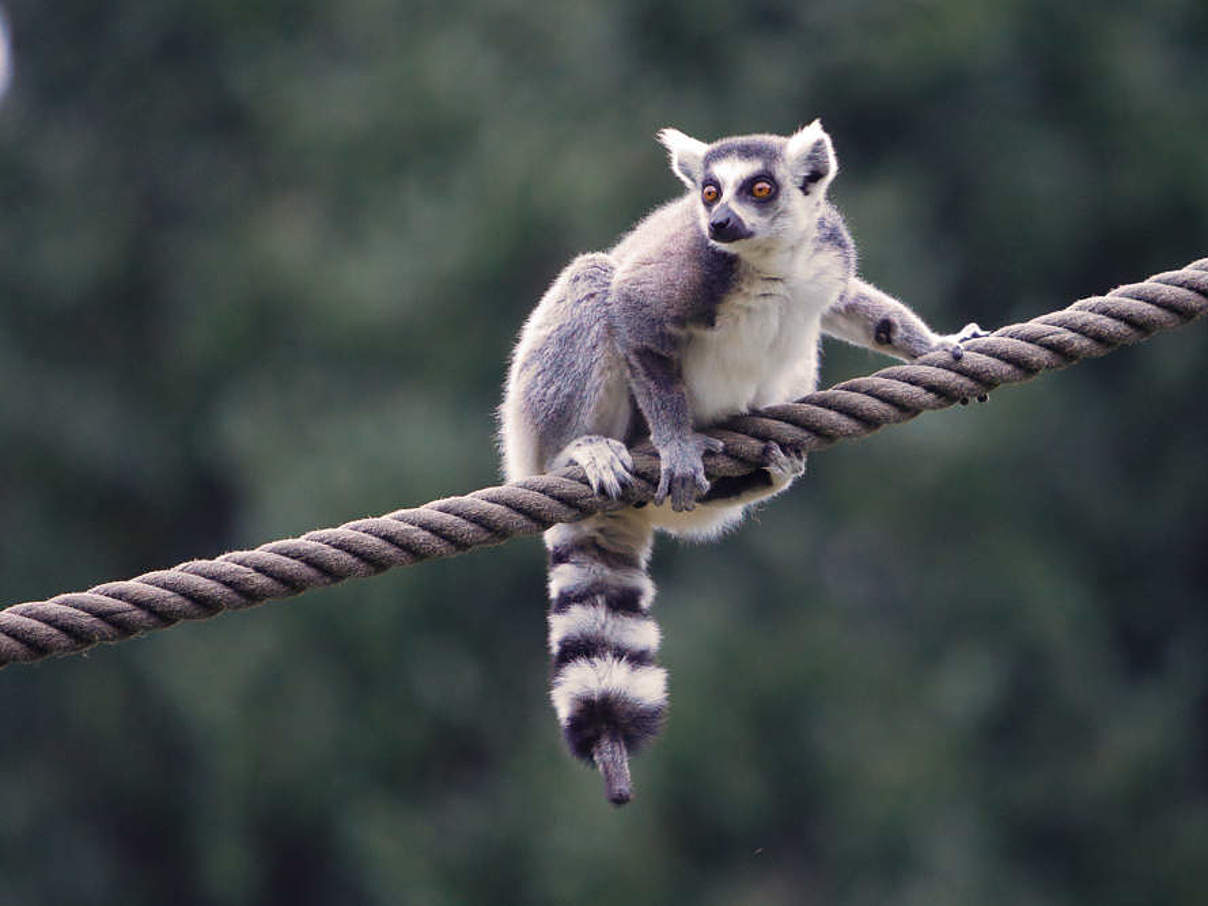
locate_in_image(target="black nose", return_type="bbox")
[708,206,750,243]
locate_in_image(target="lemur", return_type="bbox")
[500,122,982,805]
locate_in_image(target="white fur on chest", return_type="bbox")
[682,249,847,423]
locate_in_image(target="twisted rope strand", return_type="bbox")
[3,258,1205,668]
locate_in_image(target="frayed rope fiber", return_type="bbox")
[2,258,1206,668]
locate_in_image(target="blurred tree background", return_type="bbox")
[1,0,1206,903]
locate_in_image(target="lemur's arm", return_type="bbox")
[823,278,983,361]
[623,345,722,512]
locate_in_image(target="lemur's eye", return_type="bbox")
[701,184,720,205]
[751,180,775,199]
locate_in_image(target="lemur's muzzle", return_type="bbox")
[708,204,753,243]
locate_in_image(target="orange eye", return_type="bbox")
[701,184,720,204]
[751,180,774,199]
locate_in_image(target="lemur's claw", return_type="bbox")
[939,322,987,360]
[956,322,988,341]
[655,433,721,511]
[663,470,709,512]
[559,436,635,500]
[762,442,807,481]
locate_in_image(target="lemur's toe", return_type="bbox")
[559,436,636,500]
[761,442,807,481]
[939,322,987,360]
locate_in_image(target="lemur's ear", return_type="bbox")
[657,128,708,188]
[786,120,837,195]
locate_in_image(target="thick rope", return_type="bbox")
[3,259,1206,668]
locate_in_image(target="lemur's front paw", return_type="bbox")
[556,435,635,499]
[936,322,992,403]
[655,433,724,512]
[936,322,988,360]
[762,442,807,484]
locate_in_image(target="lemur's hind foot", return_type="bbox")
[762,442,807,483]
[554,435,635,499]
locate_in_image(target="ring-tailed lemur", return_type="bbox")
[500,122,982,805]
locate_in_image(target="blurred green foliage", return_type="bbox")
[1,1,1206,903]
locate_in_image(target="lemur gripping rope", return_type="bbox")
[500,122,982,805]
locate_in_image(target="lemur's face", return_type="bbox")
[698,141,796,246]
[658,124,838,254]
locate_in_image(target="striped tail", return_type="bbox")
[544,513,665,805]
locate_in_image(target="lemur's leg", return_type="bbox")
[501,252,630,483]
[822,278,984,361]
[622,346,724,512]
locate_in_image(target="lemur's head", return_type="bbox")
[657,122,837,253]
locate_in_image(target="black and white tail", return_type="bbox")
[544,512,666,805]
